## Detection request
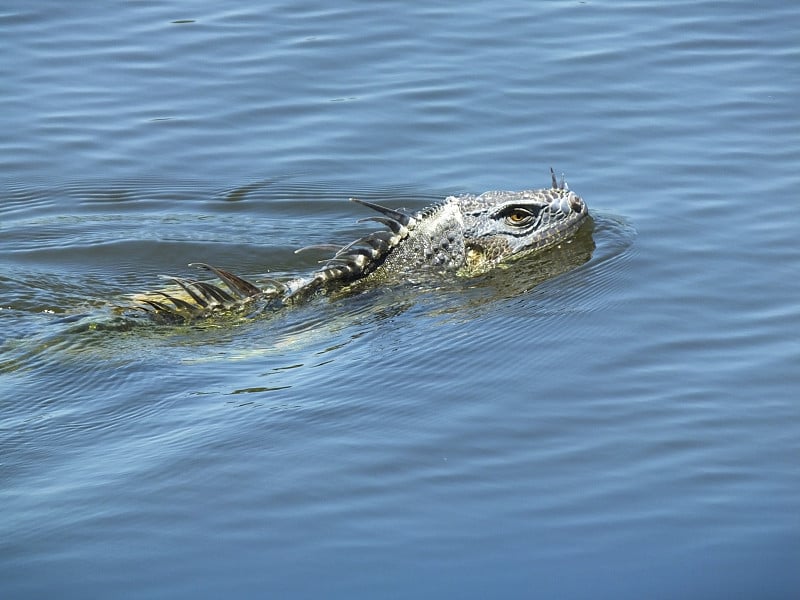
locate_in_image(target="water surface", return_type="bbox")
[2,1,799,598]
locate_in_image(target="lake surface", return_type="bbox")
[2,1,799,598]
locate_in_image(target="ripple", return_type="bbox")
[2,1,799,597]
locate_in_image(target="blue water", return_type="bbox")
[2,1,799,598]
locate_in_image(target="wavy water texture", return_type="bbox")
[2,1,800,598]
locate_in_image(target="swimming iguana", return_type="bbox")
[136,169,590,321]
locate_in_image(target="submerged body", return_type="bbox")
[137,170,590,321]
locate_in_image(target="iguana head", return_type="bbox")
[457,173,589,275]
[350,169,589,279]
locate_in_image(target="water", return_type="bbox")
[2,1,799,598]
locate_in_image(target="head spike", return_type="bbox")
[360,230,395,253]
[141,299,173,313]
[294,244,343,255]
[357,215,405,234]
[189,263,262,298]
[350,197,413,227]
[192,281,236,304]
[155,291,202,313]
[166,276,210,307]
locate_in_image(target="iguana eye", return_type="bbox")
[505,208,533,226]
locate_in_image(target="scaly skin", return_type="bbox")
[136,169,590,321]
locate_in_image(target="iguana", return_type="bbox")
[136,169,590,322]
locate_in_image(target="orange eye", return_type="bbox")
[505,209,532,226]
